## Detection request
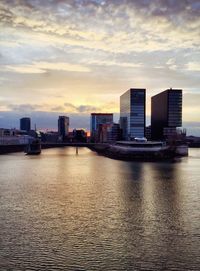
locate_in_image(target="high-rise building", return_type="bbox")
[20,117,31,131]
[120,88,146,140]
[151,88,182,140]
[90,113,113,142]
[58,116,69,140]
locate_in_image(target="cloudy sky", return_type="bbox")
[0,0,200,134]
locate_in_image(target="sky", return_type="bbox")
[0,0,200,135]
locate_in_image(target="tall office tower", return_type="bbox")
[90,113,113,142]
[20,117,31,131]
[151,88,182,140]
[58,116,69,140]
[120,88,146,140]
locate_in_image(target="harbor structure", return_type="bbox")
[90,113,113,142]
[58,116,69,141]
[20,117,31,132]
[120,88,146,140]
[151,88,182,140]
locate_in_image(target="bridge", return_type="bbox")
[0,142,109,154]
[41,142,108,148]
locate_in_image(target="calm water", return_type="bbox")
[0,148,199,271]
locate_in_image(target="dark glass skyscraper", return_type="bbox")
[20,117,31,131]
[58,116,69,140]
[151,88,182,140]
[120,88,146,140]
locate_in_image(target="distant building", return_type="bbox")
[72,129,87,142]
[41,131,59,143]
[90,113,113,142]
[151,89,182,140]
[58,116,69,141]
[20,117,31,131]
[120,88,146,140]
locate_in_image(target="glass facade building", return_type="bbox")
[151,89,182,140]
[90,113,113,142]
[120,88,146,140]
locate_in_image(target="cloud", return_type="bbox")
[1,0,200,54]
[1,101,102,114]
[7,103,42,111]
[3,65,46,74]
[166,58,178,70]
[64,103,100,113]
[2,62,90,74]
[37,62,90,72]
[78,105,100,113]
[186,62,200,71]
[51,105,66,111]
[86,60,142,68]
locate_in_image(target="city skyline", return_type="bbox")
[0,0,200,135]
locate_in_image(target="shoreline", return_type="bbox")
[0,143,189,163]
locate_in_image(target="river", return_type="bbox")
[0,148,199,270]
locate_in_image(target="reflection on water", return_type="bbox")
[0,148,199,270]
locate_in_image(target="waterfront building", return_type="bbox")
[90,113,113,142]
[58,116,69,141]
[151,88,182,140]
[20,117,31,131]
[120,88,146,140]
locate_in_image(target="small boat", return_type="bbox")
[25,139,41,155]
